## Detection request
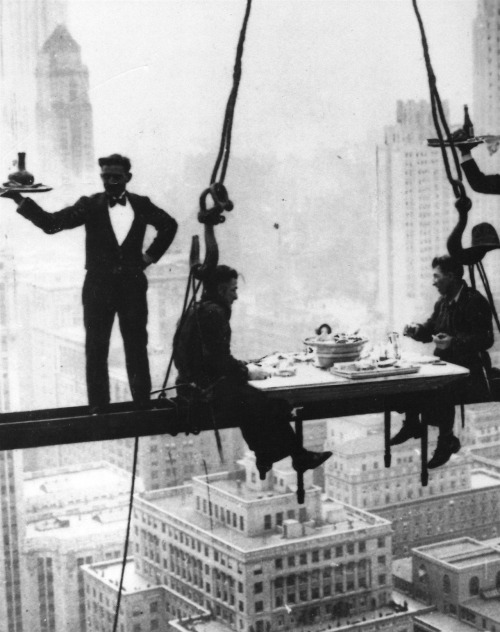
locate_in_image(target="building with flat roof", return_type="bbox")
[24,507,129,632]
[407,538,500,631]
[131,452,394,632]
[24,462,141,522]
[83,557,210,632]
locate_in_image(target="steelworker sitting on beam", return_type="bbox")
[391,255,493,468]
[173,264,332,479]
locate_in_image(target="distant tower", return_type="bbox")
[35,24,94,186]
[376,100,456,329]
[0,0,67,159]
[473,0,500,137]
[470,0,500,320]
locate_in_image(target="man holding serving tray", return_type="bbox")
[391,254,493,468]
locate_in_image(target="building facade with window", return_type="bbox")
[129,453,393,632]
[411,538,500,631]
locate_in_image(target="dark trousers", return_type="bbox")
[211,383,300,465]
[83,269,151,407]
[399,368,490,436]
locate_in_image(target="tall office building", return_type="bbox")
[0,0,67,158]
[84,455,400,632]
[467,0,500,309]
[0,255,29,632]
[35,24,94,186]
[473,0,500,137]
[22,463,136,632]
[376,100,457,330]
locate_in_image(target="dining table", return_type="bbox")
[249,357,469,502]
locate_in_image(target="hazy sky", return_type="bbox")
[65,0,478,171]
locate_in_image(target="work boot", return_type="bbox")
[292,450,332,474]
[427,434,461,469]
[390,420,423,446]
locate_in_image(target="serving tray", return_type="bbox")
[0,184,52,195]
[330,364,420,380]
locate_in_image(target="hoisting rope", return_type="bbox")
[111,4,254,628]
[411,0,472,216]
[210,0,253,188]
[161,0,253,394]
[112,437,139,632]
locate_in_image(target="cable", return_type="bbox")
[112,436,140,632]
[210,0,253,186]
[411,0,466,201]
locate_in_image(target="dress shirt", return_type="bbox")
[108,193,134,245]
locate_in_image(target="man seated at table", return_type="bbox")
[391,254,493,468]
[174,264,332,479]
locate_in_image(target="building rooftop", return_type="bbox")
[415,610,483,632]
[464,595,500,622]
[85,558,152,594]
[141,486,388,552]
[172,591,426,632]
[392,557,412,583]
[416,538,500,569]
[470,469,500,489]
[26,507,127,540]
[25,463,136,499]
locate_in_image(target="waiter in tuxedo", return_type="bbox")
[4,154,178,411]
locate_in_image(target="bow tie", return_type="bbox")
[109,196,126,208]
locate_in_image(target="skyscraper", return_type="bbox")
[0,253,29,632]
[473,0,500,137]
[376,100,457,329]
[0,0,67,159]
[35,24,94,186]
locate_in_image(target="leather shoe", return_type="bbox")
[427,435,461,469]
[292,450,332,474]
[256,460,272,480]
[390,423,423,446]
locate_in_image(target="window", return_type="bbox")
[275,558,283,570]
[299,553,307,565]
[469,576,480,596]
[254,582,263,594]
[443,574,450,594]
[264,514,272,530]
[255,601,263,612]
[288,556,295,567]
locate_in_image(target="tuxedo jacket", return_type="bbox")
[462,158,500,195]
[17,192,178,271]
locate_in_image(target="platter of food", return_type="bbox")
[330,360,420,380]
[304,334,368,367]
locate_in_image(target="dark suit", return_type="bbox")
[462,158,500,194]
[18,192,178,407]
